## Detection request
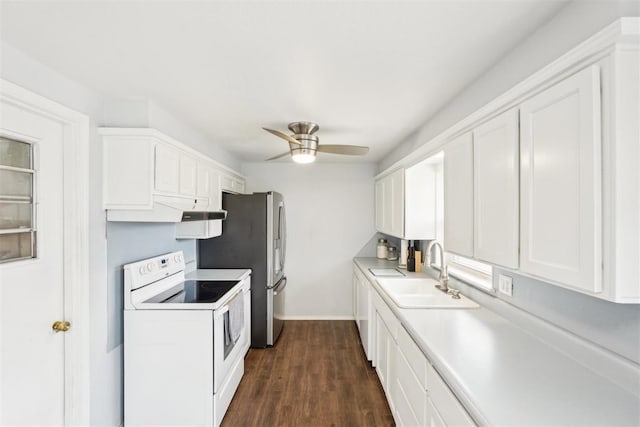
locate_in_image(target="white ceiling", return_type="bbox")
[0,1,568,163]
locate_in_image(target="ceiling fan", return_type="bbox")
[263,121,369,164]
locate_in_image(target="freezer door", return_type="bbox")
[267,276,287,345]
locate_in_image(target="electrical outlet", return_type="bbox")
[498,274,513,297]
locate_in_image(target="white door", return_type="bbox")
[0,93,69,425]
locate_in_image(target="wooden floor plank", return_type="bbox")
[222,320,395,427]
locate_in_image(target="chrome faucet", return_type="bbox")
[425,240,449,293]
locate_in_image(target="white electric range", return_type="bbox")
[123,251,251,427]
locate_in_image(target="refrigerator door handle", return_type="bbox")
[273,277,287,296]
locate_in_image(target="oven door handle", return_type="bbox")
[215,287,244,319]
[273,277,287,296]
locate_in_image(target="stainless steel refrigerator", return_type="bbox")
[197,191,287,347]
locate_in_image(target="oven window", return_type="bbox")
[0,137,36,263]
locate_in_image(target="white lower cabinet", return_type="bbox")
[427,364,475,426]
[361,272,477,427]
[426,398,446,427]
[373,290,399,414]
[353,264,374,361]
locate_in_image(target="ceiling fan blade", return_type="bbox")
[265,151,291,161]
[317,145,369,156]
[262,127,302,145]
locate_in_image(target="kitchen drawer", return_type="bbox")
[427,364,476,426]
[394,348,427,426]
[373,288,399,340]
[398,325,428,389]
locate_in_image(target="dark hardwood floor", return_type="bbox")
[222,320,394,427]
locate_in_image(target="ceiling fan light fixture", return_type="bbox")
[291,150,316,164]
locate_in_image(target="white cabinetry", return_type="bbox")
[358,267,477,426]
[372,289,399,414]
[101,128,243,224]
[443,132,474,257]
[375,158,440,240]
[375,169,404,237]
[221,173,246,194]
[427,364,475,427]
[473,108,519,268]
[520,65,602,294]
[154,143,181,194]
[352,264,374,361]
[393,326,428,427]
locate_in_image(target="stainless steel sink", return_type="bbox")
[376,278,479,309]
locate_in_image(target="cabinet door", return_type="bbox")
[375,312,390,391]
[389,169,405,238]
[394,349,426,427]
[405,159,438,240]
[208,170,222,211]
[444,132,474,257]
[179,154,197,197]
[520,65,602,293]
[155,143,180,194]
[426,398,446,427]
[196,162,211,199]
[375,179,385,232]
[473,109,519,268]
[352,269,359,327]
[357,273,370,359]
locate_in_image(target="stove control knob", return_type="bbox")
[138,266,146,275]
[174,254,182,263]
[146,262,154,272]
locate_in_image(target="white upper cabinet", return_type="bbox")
[443,132,474,257]
[375,179,385,231]
[520,65,602,294]
[101,127,244,222]
[154,143,181,194]
[404,156,440,240]
[473,108,519,268]
[179,154,197,197]
[375,168,404,238]
[220,173,246,194]
[375,157,440,240]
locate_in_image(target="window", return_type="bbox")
[0,137,36,263]
[446,253,493,291]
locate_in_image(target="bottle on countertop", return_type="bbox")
[407,241,416,272]
[376,238,388,259]
[387,246,398,261]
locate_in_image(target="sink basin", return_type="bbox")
[376,278,479,309]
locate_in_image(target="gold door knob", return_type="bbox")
[52,321,71,332]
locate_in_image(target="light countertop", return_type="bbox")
[186,268,251,282]
[354,257,640,426]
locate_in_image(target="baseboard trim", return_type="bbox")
[281,315,355,321]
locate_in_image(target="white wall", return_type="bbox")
[0,39,242,426]
[242,162,376,319]
[380,0,640,172]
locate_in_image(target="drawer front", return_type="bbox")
[398,325,428,389]
[427,364,476,427]
[395,349,427,426]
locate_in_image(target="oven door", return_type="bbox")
[213,281,249,394]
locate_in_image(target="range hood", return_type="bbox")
[106,195,227,223]
[181,211,227,221]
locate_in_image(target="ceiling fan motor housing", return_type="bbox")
[289,134,318,156]
[288,121,319,135]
